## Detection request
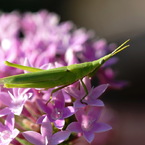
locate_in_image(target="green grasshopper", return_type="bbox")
[0,40,129,101]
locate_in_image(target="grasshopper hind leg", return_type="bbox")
[80,79,88,105]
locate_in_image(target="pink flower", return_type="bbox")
[67,106,112,143]
[0,88,32,116]
[37,91,75,129]
[65,77,108,108]
[0,113,19,145]
[23,116,70,145]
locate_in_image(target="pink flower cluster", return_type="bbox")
[0,10,125,144]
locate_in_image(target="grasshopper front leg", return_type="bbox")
[46,79,89,105]
[46,84,69,105]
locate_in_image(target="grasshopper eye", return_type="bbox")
[99,59,105,65]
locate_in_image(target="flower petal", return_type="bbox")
[91,84,109,99]
[54,119,65,129]
[37,99,51,114]
[54,91,64,109]
[22,131,44,145]
[0,92,11,105]
[51,131,71,145]
[5,113,14,130]
[74,99,86,109]
[65,87,81,99]
[0,107,11,117]
[12,128,20,138]
[87,99,104,106]
[36,115,46,124]
[93,122,112,133]
[67,122,82,133]
[63,106,75,118]
[83,131,95,143]
[41,116,52,138]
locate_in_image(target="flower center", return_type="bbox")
[81,120,93,131]
[51,108,63,120]
[9,99,23,114]
[0,130,11,142]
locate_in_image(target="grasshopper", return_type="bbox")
[0,40,129,102]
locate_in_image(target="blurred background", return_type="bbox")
[0,0,145,144]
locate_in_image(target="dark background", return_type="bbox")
[0,1,145,144]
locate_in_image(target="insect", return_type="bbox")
[0,40,129,102]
